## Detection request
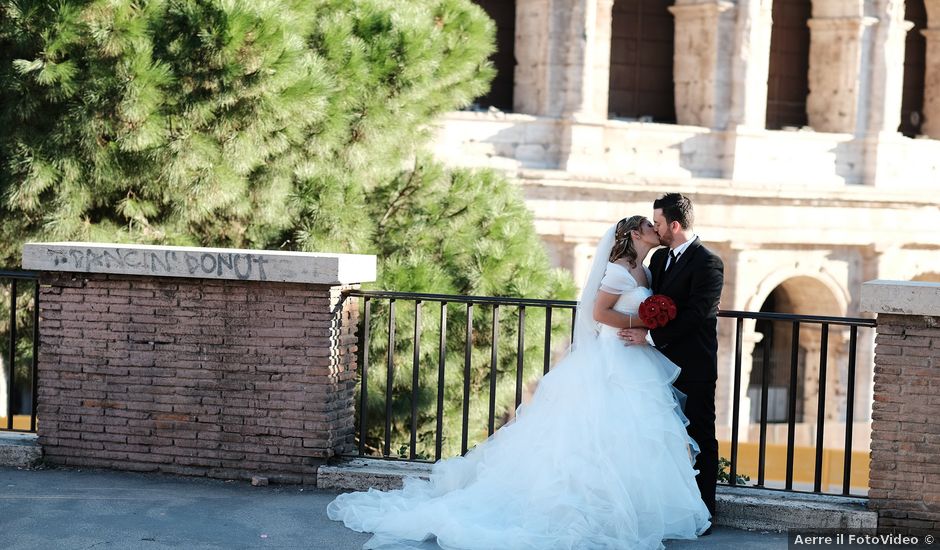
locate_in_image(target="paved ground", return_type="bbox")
[0,466,789,549]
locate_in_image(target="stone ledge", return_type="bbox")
[317,458,431,492]
[860,279,940,317]
[716,485,877,532]
[22,242,376,285]
[317,458,877,532]
[0,432,42,468]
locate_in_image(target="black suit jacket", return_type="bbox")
[649,237,724,384]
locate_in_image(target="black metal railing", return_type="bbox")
[343,289,876,498]
[348,290,577,462]
[0,270,40,433]
[719,310,875,497]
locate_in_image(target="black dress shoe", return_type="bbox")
[700,527,713,536]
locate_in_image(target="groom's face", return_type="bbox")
[652,209,673,247]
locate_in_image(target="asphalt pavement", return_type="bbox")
[0,466,789,549]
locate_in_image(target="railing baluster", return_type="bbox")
[30,281,40,432]
[814,323,830,492]
[461,303,473,456]
[487,306,500,436]
[570,308,576,346]
[758,322,772,487]
[340,290,877,495]
[785,321,801,491]
[7,280,17,430]
[515,307,526,410]
[358,298,371,456]
[0,272,42,434]
[843,325,859,495]
[410,301,422,460]
[435,303,447,461]
[543,307,553,374]
[730,317,743,486]
[383,299,396,458]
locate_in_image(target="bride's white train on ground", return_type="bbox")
[328,223,711,550]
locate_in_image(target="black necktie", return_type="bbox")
[666,250,678,272]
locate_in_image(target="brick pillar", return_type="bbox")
[861,280,940,535]
[861,0,912,186]
[670,0,736,129]
[806,13,876,134]
[555,0,614,176]
[726,0,772,131]
[23,243,375,484]
[863,0,909,137]
[513,0,612,120]
[513,0,614,174]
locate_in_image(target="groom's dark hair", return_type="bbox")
[653,193,694,230]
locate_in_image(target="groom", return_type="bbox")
[621,193,724,523]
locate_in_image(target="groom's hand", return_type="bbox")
[619,328,649,346]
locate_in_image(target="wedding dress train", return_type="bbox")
[327,263,711,549]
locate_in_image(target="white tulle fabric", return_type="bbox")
[328,261,711,550]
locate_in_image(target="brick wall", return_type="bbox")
[37,272,358,484]
[868,313,940,535]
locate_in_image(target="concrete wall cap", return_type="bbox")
[860,279,940,317]
[22,242,376,285]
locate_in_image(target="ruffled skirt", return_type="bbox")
[327,336,711,549]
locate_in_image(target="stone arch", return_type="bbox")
[745,268,849,316]
[736,271,851,447]
[471,0,516,112]
[607,0,676,121]
[901,0,928,136]
[765,0,812,129]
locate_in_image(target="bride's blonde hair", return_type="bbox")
[608,215,645,268]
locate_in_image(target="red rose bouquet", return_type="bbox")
[638,294,677,329]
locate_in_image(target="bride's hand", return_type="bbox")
[618,328,649,346]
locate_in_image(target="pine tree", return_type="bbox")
[364,160,576,457]
[1,0,494,253]
[0,0,575,450]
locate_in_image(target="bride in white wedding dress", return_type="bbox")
[327,216,712,550]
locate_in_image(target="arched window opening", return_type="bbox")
[900,0,927,137]
[608,0,676,122]
[748,277,844,426]
[766,0,811,129]
[470,0,516,112]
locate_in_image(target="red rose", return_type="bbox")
[638,294,677,329]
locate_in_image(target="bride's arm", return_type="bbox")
[593,291,647,329]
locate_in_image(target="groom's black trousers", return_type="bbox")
[674,379,719,518]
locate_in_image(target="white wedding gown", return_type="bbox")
[328,263,711,549]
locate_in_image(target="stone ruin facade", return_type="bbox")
[430,0,940,487]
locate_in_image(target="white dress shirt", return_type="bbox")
[665,234,697,271]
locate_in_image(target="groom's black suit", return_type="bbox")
[649,237,723,517]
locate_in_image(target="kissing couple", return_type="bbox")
[329,193,725,550]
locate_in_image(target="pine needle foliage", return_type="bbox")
[363,160,576,458]
[0,0,576,449]
[0,0,494,258]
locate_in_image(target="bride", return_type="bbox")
[327,216,712,549]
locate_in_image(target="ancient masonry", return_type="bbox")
[23,243,375,484]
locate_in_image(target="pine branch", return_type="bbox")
[378,167,421,229]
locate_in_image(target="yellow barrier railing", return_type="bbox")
[719,440,869,493]
[0,415,34,431]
